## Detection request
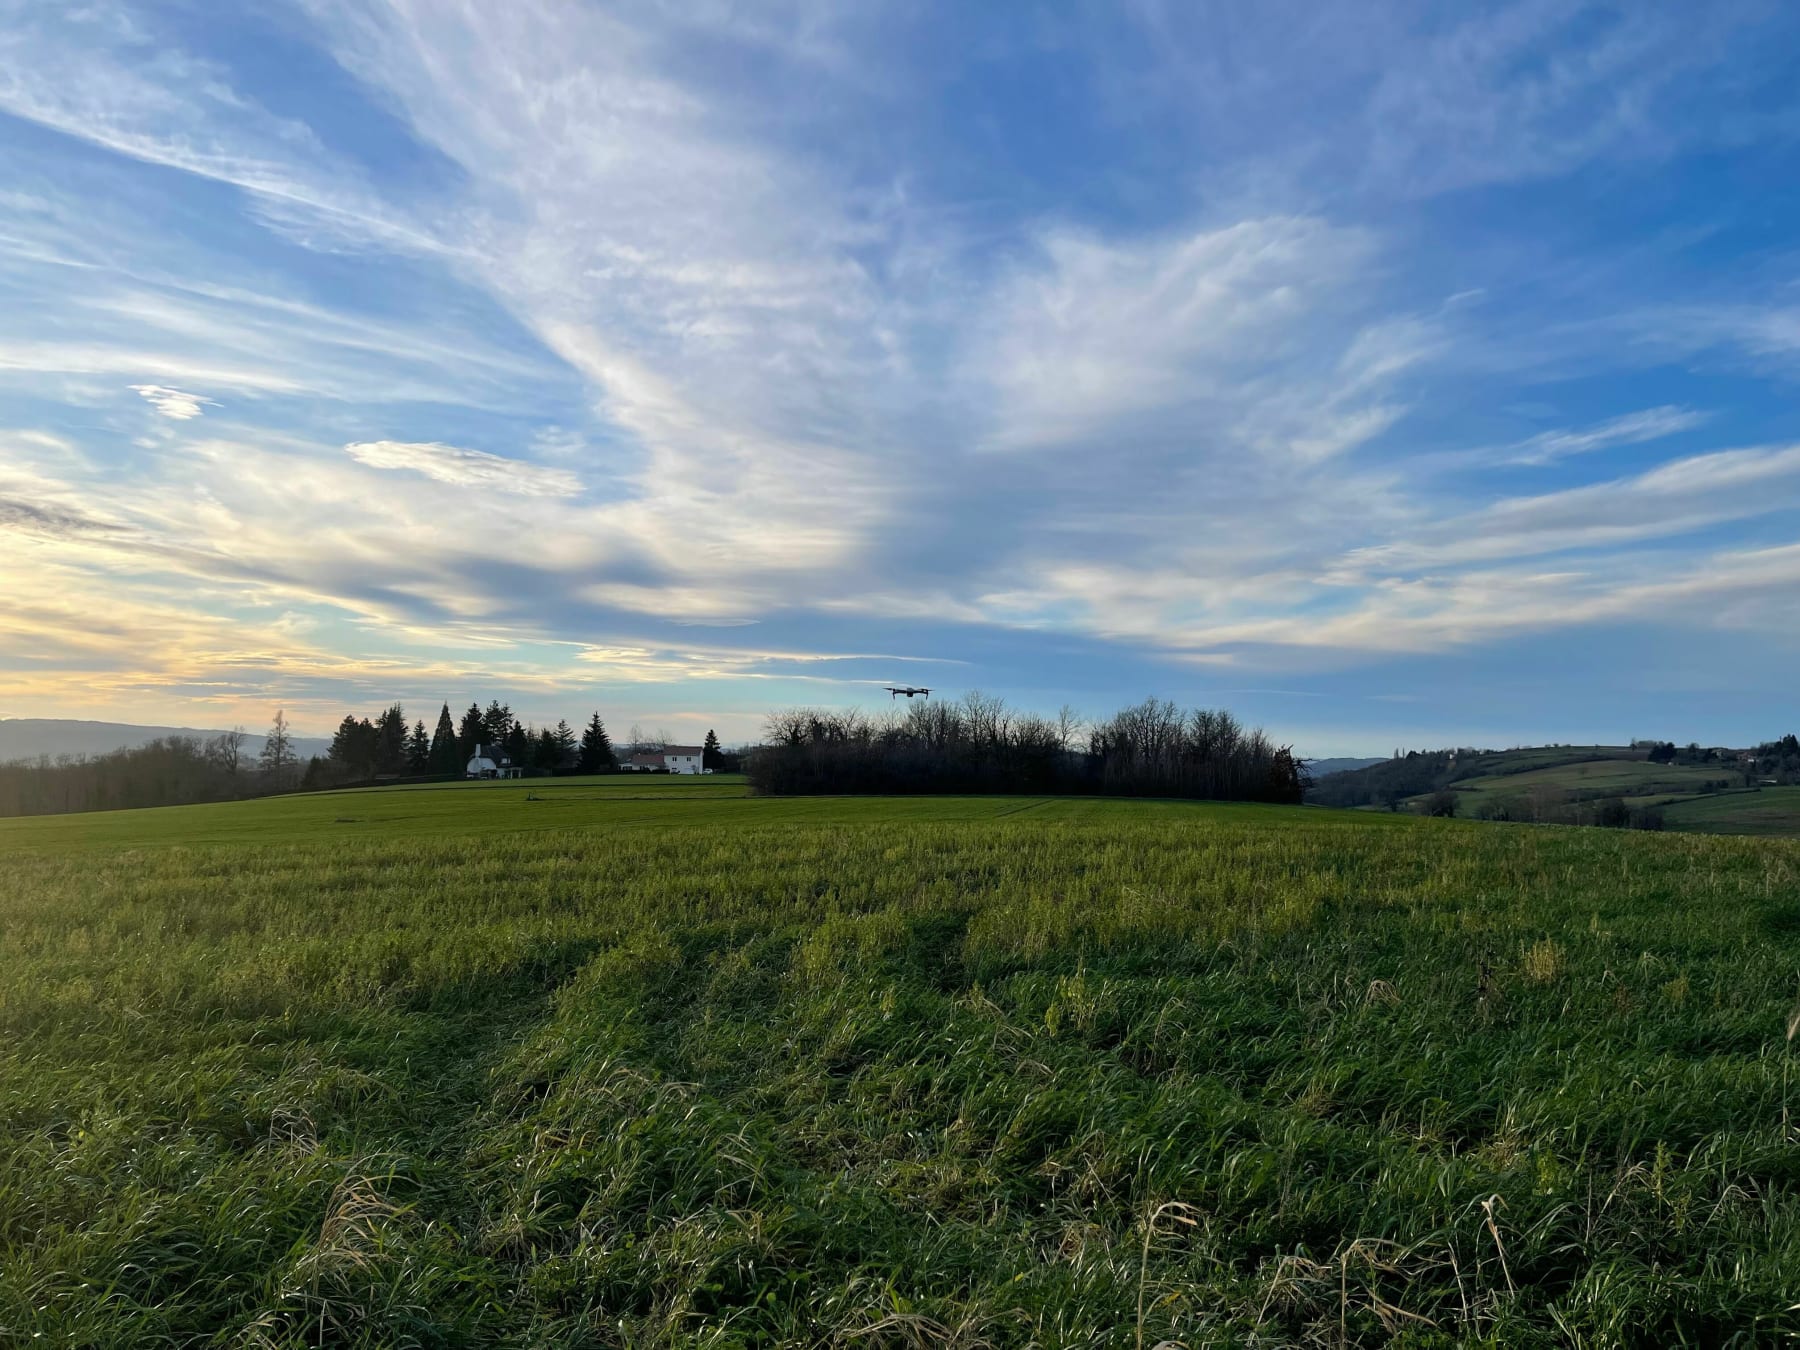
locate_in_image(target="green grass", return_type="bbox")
[4,779,1800,1345]
[1662,787,1800,837]
[1447,758,1728,799]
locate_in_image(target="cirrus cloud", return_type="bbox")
[344,440,583,498]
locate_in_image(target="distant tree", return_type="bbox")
[533,726,561,771]
[407,719,430,773]
[329,715,379,778]
[702,728,722,770]
[1594,796,1631,829]
[458,703,487,758]
[258,710,297,785]
[1424,789,1458,818]
[428,703,462,774]
[483,700,513,751]
[1647,741,1677,764]
[579,713,615,772]
[206,726,247,793]
[375,704,408,775]
[504,721,530,766]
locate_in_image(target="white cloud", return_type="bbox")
[1505,405,1707,466]
[130,383,216,420]
[4,0,1800,723]
[980,218,1378,452]
[343,440,583,498]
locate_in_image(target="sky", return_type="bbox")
[2,1,1799,755]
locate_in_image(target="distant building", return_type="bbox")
[621,746,710,774]
[465,743,523,779]
[663,745,707,774]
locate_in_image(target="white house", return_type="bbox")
[622,746,710,774]
[466,743,523,779]
[663,745,708,774]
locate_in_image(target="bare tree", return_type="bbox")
[258,710,297,786]
[206,726,246,795]
[1055,704,1082,753]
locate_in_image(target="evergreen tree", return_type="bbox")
[533,726,561,771]
[329,715,378,777]
[375,703,408,775]
[579,713,615,772]
[483,699,513,750]
[554,719,577,768]
[458,703,487,758]
[504,721,530,766]
[428,703,461,774]
[703,728,722,771]
[407,719,430,773]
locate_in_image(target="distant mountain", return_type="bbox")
[0,719,330,764]
[1305,757,1386,778]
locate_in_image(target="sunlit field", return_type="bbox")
[4,779,1799,1345]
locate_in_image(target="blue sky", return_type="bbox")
[2,1,1799,754]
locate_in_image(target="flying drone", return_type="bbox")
[886,686,931,699]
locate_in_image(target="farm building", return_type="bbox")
[622,746,710,774]
[465,744,523,779]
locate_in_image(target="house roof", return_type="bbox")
[663,745,704,756]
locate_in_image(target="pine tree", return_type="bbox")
[579,712,615,773]
[376,703,408,775]
[407,719,430,773]
[428,703,461,774]
[703,728,722,771]
[483,699,513,750]
[533,726,561,771]
[554,719,577,768]
[458,703,486,758]
[504,721,530,766]
[329,715,370,776]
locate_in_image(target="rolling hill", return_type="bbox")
[0,718,330,764]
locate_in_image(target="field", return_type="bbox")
[1350,746,1791,834]
[1661,787,1800,837]
[4,780,1800,1345]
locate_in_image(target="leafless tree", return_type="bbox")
[206,726,247,795]
[258,710,297,785]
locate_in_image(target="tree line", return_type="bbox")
[305,700,624,786]
[747,694,1307,803]
[0,701,735,818]
[0,713,296,818]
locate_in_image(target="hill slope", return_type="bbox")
[0,718,329,763]
[1308,743,1796,833]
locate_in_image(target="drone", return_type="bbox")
[886,686,932,699]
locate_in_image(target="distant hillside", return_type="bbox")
[1307,739,1799,836]
[0,719,329,764]
[1304,756,1385,778]
[1309,745,1667,809]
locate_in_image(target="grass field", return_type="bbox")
[1661,787,1800,837]
[1447,759,1728,799]
[4,779,1800,1345]
[1371,749,1786,833]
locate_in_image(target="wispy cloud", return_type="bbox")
[3,1,1800,745]
[130,383,216,419]
[1504,406,1707,466]
[345,441,583,498]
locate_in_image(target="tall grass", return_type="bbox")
[2,797,1798,1344]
